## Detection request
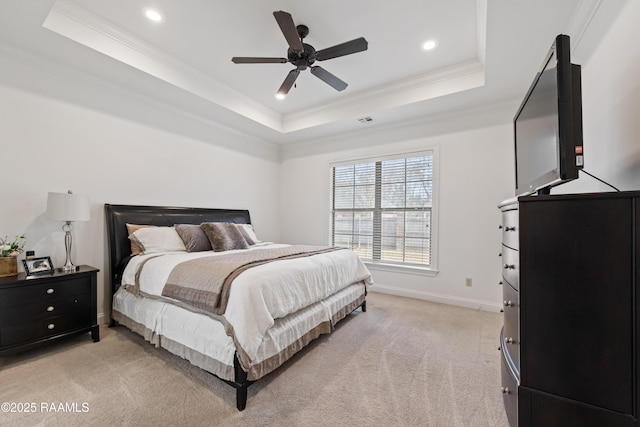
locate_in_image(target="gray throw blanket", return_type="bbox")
[161,245,341,315]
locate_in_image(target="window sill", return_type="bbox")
[364,261,439,277]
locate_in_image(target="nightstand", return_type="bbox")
[0,265,99,355]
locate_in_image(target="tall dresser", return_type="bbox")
[498,191,640,427]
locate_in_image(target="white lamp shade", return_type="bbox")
[46,192,90,222]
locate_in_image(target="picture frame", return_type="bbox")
[22,256,54,276]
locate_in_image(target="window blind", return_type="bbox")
[331,152,433,267]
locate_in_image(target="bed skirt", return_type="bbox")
[112,281,366,382]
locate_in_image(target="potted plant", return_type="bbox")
[0,234,26,277]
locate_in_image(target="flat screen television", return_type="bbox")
[514,34,583,196]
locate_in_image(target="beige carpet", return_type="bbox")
[0,292,508,426]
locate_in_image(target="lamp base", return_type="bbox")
[61,221,78,273]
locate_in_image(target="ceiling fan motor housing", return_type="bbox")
[288,43,316,68]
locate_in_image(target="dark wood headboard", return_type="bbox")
[104,204,251,295]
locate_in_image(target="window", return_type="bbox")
[331,151,436,269]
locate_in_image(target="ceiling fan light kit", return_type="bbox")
[231,10,368,98]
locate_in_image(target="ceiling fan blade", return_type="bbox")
[273,11,303,53]
[277,69,301,96]
[232,57,288,64]
[310,66,348,91]
[316,37,368,61]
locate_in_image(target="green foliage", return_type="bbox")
[0,234,26,257]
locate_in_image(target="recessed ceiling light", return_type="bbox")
[144,8,164,23]
[422,40,437,51]
[275,93,286,100]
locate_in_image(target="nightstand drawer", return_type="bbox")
[0,276,89,309]
[0,293,91,325]
[0,311,91,347]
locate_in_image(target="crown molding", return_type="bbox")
[42,0,486,135]
[282,59,485,132]
[476,0,487,64]
[566,0,602,51]
[280,97,516,160]
[43,0,284,131]
[0,42,277,148]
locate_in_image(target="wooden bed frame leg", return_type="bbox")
[236,385,248,411]
[234,353,250,411]
[361,300,367,312]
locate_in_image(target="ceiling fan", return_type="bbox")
[231,10,368,98]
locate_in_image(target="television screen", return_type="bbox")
[514,34,583,196]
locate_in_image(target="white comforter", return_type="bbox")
[121,243,372,366]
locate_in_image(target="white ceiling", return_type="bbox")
[0,0,628,146]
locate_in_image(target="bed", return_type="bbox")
[104,204,372,410]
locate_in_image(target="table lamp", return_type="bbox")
[46,190,90,272]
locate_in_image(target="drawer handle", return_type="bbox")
[503,264,515,270]
[46,288,55,295]
[498,281,503,286]
[498,252,502,257]
[47,306,55,312]
[503,300,513,307]
[506,337,515,344]
[499,308,504,313]
[47,323,55,330]
[498,225,503,230]
[505,226,516,232]
[501,387,510,394]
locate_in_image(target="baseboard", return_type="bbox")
[369,284,502,313]
[97,312,107,326]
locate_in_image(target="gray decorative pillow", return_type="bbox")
[200,222,250,252]
[175,224,212,252]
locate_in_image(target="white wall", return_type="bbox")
[280,105,516,311]
[559,0,640,194]
[0,58,281,323]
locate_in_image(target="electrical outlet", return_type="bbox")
[465,277,473,287]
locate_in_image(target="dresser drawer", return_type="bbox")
[0,311,91,347]
[502,282,520,372]
[501,208,519,250]
[0,276,89,309]
[501,347,519,427]
[0,293,91,325]
[501,245,519,290]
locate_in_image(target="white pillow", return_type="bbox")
[130,226,187,254]
[238,224,261,243]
